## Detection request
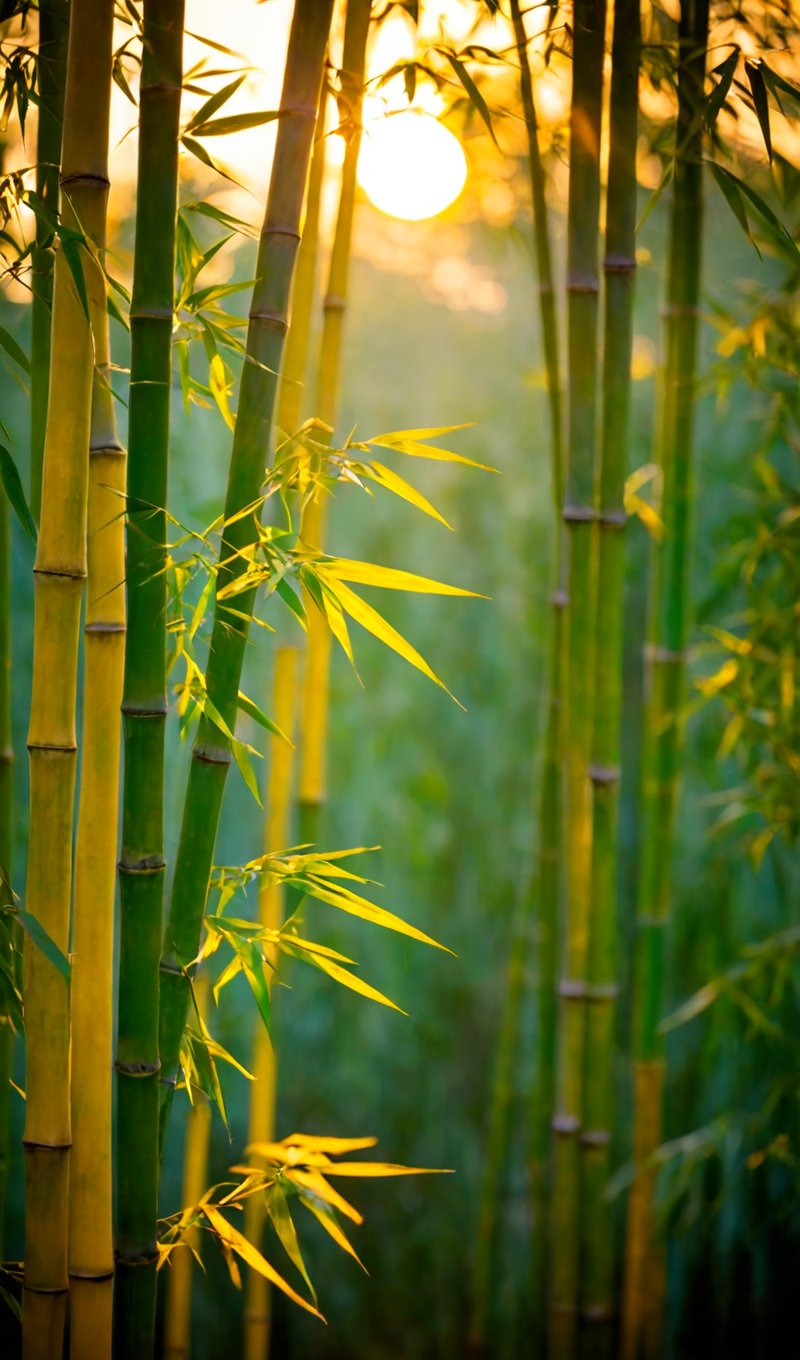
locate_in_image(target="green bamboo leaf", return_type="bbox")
[185,74,246,133]
[267,1183,318,1303]
[192,109,282,137]
[184,29,247,61]
[238,939,271,1032]
[237,690,292,745]
[60,235,89,319]
[0,323,29,374]
[636,158,674,233]
[181,134,243,188]
[706,48,738,128]
[231,738,263,807]
[0,444,37,545]
[275,576,307,629]
[439,49,498,146]
[0,1283,21,1322]
[16,909,70,982]
[745,60,772,162]
[711,162,759,256]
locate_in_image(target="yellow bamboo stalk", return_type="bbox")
[67,103,126,1360]
[22,3,115,1355]
[163,976,213,1360]
[244,645,299,1360]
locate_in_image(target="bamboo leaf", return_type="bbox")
[318,557,480,597]
[0,323,29,374]
[237,690,292,745]
[267,1184,317,1303]
[209,353,235,431]
[60,235,90,319]
[284,1168,363,1225]
[322,1161,452,1177]
[706,48,738,128]
[16,909,70,982]
[282,1134,378,1154]
[193,109,282,137]
[301,1197,366,1270]
[231,739,263,808]
[0,444,37,544]
[745,60,772,162]
[185,74,246,132]
[201,1205,325,1319]
[367,460,452,528]
[439,50,498,146]
[281,941,406,1013]
[298,873,452,952]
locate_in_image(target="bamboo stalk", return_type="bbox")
[549,2,607,1355]
[22,3,115,1355]
[622,4,708,1357]
[163,977,212,1360]
[298,0,372,854]
[469,4,564,1352]
[244,645,298,1360]
[30,0,68,518]
[68,74,126,1359]
[158,0,335,1137]
[0,485,12,1262]
[114,3,185,1356]
[580,2,640,1355]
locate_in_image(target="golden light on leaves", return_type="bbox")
[358,111,468,222]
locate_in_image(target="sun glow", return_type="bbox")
[357,111,468,222]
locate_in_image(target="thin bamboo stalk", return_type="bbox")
[622,5,708,1357]
[68,84,126,1359]
[22,3,115,1355]
[580,1,639,1355]
[30,0,68,518]
[0,488,11,1261]
[158,0,335,1137]
[163,976,212,1360]
[298,0,372,854]
[469,4,564,1352]
[244,645,298,1360]
[114,3,184,1356]
[549,2,607,1355]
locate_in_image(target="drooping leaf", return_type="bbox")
[0,323,29,374]
[745,60,772,162]
[192,109,282,137]
[16,909,70,982]
[0,444,36,544]
[201,1204,325,1320]
[266,1183,317,1303]
[318,556,480,597]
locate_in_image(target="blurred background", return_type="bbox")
[2,1,800,1356]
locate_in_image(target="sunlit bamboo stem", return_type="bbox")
[549,2,607,1355]
[30,0,68,518]
[244,646,298,1360]
[299,0,372,852]
[0,476,12,1260]
[622,4,709,1357]
[114,3,185,1355]
[22,2,115,1354]
[163,976,212,1360]
[68,88,126,1358]
[580,2,639,1355]
[158,0,335,1138]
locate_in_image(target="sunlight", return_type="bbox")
[357,111,468,222]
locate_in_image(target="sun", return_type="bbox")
[357,110,468,222]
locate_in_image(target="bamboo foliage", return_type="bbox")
[299,0,372,850]
[68,78,126,1358]
[115,2,185,1355]
[22,1,115,1355]
[623,4,709,1357]
[158,0,335,1136]
[244,645,299,1360]
[580,0,640,1353]
[549,2,607,1355]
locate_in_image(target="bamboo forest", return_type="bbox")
[0,0,799,1356]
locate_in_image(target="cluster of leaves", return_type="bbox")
[695,279,800,864]
[157,1132,449,1321]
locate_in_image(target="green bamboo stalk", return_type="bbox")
[30,0,68,519]
[158,0,335,1136]
[298,0,372,854]
[68,70,126,1357]
[580,1,640,1355]
[22,2,115,1355]
[549,2,607,1355]
[114,3,185,1355]
[469,4,564,1352]
[622,6,708,1358]
[0,487,12,1262]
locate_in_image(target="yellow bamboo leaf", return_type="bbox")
[201,1205,324,1320]
[284,1169,363,1225]
[301,874,452,951]
[368,433,494,472]
[318,557,480,597]
[305,951,407,1014]
[320,585,355,665]
[368,461,452,529]
[301,1197,367,1271]
[209,353,235,431]
[322,1162,453,1177]
[282,1134,378,1154]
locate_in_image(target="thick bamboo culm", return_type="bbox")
[29,0,68,518]
[299,0,372,851]
[244,646,299,1360]
[622,4,709,1357]
[163,976,212,1360]
[549,2,607,1356]
[469,3,564,1352]
[158,0,335,1136]
[68,92,126,1359]
[114,3,185,1356]
[0,489,11,1260]
[580,1,640,1355]
[22,2,115,1355]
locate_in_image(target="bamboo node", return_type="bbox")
[580,1128,612,1147]
[551,1113,580,1136]
[249,309,290,329]
[89,439,125,457]
[27,740,77,754]
[660,303,703,318]
[261,224,302,242]
[558,978,586,999]
[647,643,685,664]
[61,171,110,190]
[33,564,86,581]
[324,293,347,312]
[118,853,166,874]
[120,702,167,717]
[85,622,126,635]
[22,1136,71,1151]
[551,589,569,609]
[604,254,636,275]
[581,1304,616,1322]
[563,503,595,524]
[598,508,626,528]
[193,747,232,767]
[566,275,599,294]
[114,1060,161,1078]
[588,762,620,786]
[114,1247,159,1267]
[586,982,619,1001]
[129,306,174,321]
[68,1268,115,1283]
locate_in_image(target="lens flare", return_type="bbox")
[357,111,467,222]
